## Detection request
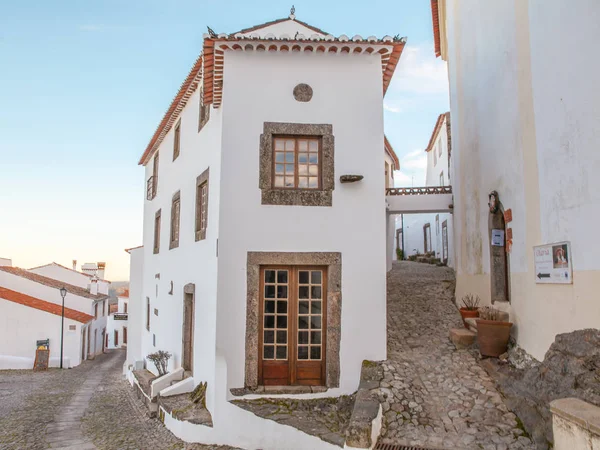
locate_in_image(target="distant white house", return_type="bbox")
[399,112,455,267]
[106,290,129,349]
[29,261,110,295]
[128,11,405,448]
[0,286,93,370]
[0,263,110,369]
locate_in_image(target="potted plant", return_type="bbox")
[459,294,480,328]
[476,307,513,357]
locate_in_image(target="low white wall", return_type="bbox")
[550,398,600,450]
[161,355,339,450]
[0,300,83,369]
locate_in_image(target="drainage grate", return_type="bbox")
[376,443,437,450]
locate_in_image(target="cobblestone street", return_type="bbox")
[378,261,533,449]
[0,350,232,450]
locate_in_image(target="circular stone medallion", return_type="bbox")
[293,83,313,102]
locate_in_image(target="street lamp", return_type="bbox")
[59,286,67,369]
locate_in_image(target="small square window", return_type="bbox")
[195,168,209,241]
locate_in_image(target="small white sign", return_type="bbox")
[491,229,505,247]
[534,241,573,284]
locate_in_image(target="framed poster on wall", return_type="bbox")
[533,241,573,284]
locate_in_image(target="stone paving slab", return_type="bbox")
[378,262,534,450]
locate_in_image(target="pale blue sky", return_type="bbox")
[0,1,448,279]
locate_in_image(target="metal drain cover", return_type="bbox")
[376,443,438,450]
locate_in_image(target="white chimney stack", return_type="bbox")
[72,259,77,270]
[0,258,12,267]
[90,276,98,295]
[97,262,106,280]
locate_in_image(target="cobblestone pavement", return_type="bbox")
[378,262,534,450]
[0,350,236,450]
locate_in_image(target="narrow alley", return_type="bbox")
[378,261,533,449]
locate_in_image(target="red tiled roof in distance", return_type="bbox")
[425,113,447,152]
[431,0,441,57]
[0,266,109,301]
[384,135,400,170]
[0,287,94,323]
[109,303,118,314]
[125,245,143,254]
[118,289,130,298]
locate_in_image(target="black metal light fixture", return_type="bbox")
[59,287,67,369]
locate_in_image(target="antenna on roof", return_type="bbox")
[290,5,296,20]
[207,26,217,38]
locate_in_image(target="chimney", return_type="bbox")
[72,259,77,270]
[0,258,12,267]
[90,276,98,295]
[97,262,106,280]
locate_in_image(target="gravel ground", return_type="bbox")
[377,261,534,449]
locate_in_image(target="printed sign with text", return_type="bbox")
[534,242,572,284]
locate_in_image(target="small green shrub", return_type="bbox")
[396,248,404,260]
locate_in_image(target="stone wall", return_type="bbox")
[482,329,600,448]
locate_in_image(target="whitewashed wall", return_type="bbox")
[0,271,106,357]
[140,86,222,411]
[0,300,84,369]
[217,49,387,395]
[446,0,600,359]
[30,264,110,295]
[425,117,450,187]
[126,247,144,367]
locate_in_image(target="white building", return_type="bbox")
[432,0,600,360]
[106,290,129,349]
[399,112,455,267]
[0,264,110,368]
[124,246,143,371]
[29,261,110,295]
[129,12,404,448]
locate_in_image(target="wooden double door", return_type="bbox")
[259,266,327,386]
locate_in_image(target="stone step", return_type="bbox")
[450,328,476,349]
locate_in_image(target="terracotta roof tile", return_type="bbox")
[109,303,118,314]
[0,287,94,323]
[0,266,109,301]
[425,113,448,152]
[118,289,129,298]
[431,0,441,58]
[138,19,406,166]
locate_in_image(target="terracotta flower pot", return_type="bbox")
[476,320,513,357]
[459,308,479,329]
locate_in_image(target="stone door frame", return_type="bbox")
[245,252,342,389]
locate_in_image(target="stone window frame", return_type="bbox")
[195,168,209,241]
[198,88,210,132]
[259,122,335,207]
[153,209,161,254]
[169,191,181,250]
[173,120,181,161]
[245,252,341,389]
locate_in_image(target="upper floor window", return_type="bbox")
[273,137,321,189]
[195,168,209,241]
[170,191,181,249]
[146,297,150,331]
[147,152,159,200]
[124,302,128,314]
[94,303,98,319]
[259,123,334,207]
[173,121,181,161]
[153,209,161,254]
[198,89,210,132]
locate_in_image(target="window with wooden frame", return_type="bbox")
[153,209,161,254]
[195,168,209,241]
[272,137,321,189]
[146,297,150,331]
[173,121,181,161]
[259,266,327,386]
[169,191,181,249]
[114,330,118,346]
[259,123,334,207]
[198,88,210,132]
